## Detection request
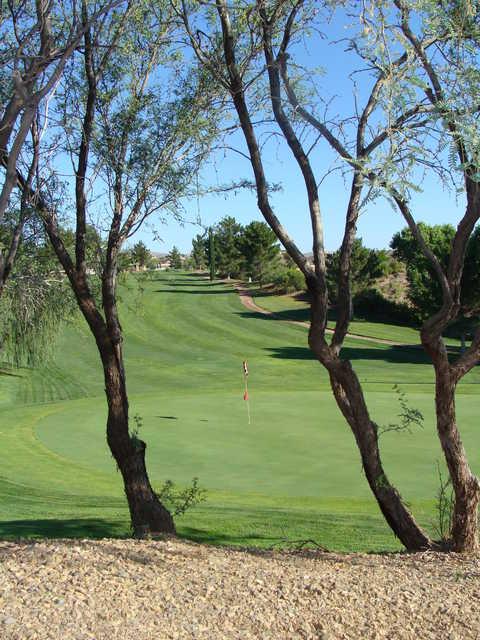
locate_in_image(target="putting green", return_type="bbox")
[0,272,478,550]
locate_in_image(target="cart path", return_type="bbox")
[235,284,419,347]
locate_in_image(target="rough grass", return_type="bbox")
[0,272,478,551]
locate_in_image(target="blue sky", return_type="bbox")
[139,143,461,255]
[130,6,464,256]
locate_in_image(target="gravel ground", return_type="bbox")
[0,539,479,639]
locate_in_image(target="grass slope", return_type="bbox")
[0,272,478,551]
[253,289,463,345]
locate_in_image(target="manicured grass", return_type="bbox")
[0,272,478,551]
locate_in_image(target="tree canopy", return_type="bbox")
[327,239,389,305]
[193,217,281,282]
[131,242,152,269]
[392,224,480,322]
[168,246,183,270]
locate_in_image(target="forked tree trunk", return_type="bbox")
[327,362,431,550]
[211,0,433,550]
[434,366,479,551]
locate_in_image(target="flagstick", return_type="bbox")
[244,375,251,425]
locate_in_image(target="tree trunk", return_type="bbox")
[40,256,176,538]
[434,367,479,551]
[102,344,175,536]
[327,359,432,550]
[309,295,432,551]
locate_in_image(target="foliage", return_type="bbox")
[129,413,143,450]
[326,239,389,304]
[194,217,282,284]
[213,216,244,278]
[240,221,281,284]
[353,288,415,326]
[378,385,424,437]
[271,266,305,294]
[167,246,183,270]
[131,242,152,269]
[191,234,207,269]
[208,227,216,280]
[157,477,207,516]
[391,224,480,322]
[434,463,454,543]
[0,224,76,366]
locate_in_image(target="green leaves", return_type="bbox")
[391,222,480,320]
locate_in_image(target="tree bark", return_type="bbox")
[210,0,432,550]
[42,216,175,537]
[309,291,432,551]
[101,343,175,536]
[428,345,480,551]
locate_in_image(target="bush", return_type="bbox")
[353,288,415,326]
[272,267,305,294]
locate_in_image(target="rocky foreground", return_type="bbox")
[0,538,479,639]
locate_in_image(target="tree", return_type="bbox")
[327,239,389,308]
[208,226,216,281]
[0,214,76,365]
[11,0,219,537]
[182,0,480,551]
[191,233,207,269]
[392,224,480,322]
[131,241,152,269]
[0,3,124,366]
[168,246,183,270]
[214,216,244,278]
[240,221,281,284]
[0,0,123,246]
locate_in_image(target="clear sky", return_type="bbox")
[131,6,464,256]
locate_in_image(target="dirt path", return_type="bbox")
[0,538,478,639]
[235,284,417,347]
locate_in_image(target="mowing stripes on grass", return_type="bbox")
[0,272,478,550]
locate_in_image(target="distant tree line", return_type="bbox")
[192,216,284,285]
[192,217,480,338]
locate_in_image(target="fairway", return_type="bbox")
[0,272,479,551]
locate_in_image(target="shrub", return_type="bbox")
[353,288,415,326]
[272,267,305,294]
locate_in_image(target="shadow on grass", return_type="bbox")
[265,345,432,365]
[0,511,408,554]
[146,272,210,283]
[179,526,281,547]
[164,280,220,287]
[155,287,232,295]
[238,307,422,333]
[177,506,404,554]
[0,518,129,540]
[245,307,311,323]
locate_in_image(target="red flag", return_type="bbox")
[243,390,249,401]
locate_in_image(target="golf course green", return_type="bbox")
[0,272,478,551]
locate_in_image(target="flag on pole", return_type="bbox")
[242,360,251,424]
